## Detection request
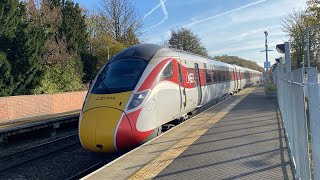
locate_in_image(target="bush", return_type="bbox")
[33,56,86,94]
[265,83,277,93]
[81,53,99,83]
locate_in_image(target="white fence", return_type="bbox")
[274,66,320,180]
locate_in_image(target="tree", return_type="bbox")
[100,0,142,45]
[23,0,86,94]
[90,30,126,68]
[282,1,320,70]
[0,0,48,96]
[282,11,308,69]
[81,53,98,83]
[167,28,208,56]
[0,0,21,96]
[9,21,48,95]
[214,55,264,72]
[0,52,13,96]
[0,0,21,39]
[306,0,320,25]
[60,0,88,54]
[305,0,320,69]
[86,11,127,67]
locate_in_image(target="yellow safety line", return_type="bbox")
[128,87,256,180]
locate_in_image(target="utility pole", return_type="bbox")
[260,31,273,73]
[265,31,269,72]
[306,28,310,68]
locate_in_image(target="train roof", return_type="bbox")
[154,47,234,69]
[109,44,162,62]
[112,44,261,73]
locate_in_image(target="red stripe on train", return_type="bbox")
[115,109,153,150]
[138,58,197,92]
[138,58,172,92]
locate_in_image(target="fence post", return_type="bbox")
[307,68,320,180]
[285,42,291,80]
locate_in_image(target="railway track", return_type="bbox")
[67,160,109,180]
[0,132,80,172]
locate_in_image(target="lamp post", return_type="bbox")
[264,31,269,72]
[260,31,273,73]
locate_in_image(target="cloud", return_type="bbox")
[143,0,306,65]
[227,25,282,41]
[183,0,267,27]
[230,0,307,24]
[142,0,169,33]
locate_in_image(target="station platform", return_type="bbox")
[84,86,293,180]
[0,110,79,132]
[0,110,79,142]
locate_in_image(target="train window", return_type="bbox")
[162,61,173,79]
[226,71,230,81]
[224,71,227,81]
[212,70,217,83]
[217,71,221,82]
[206,70,212,83]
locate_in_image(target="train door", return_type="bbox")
[194,63,202,106]
[238,69,242,89]
[177,62,187,111]
[233,69,237,92]
[234,66,239,91]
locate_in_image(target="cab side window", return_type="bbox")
[162,61,173,79]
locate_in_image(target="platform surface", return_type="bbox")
[84,86,293,180]
[0,110,79,133]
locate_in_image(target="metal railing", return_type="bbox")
[274,66,320,180]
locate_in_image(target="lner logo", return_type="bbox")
[187,72,195,84]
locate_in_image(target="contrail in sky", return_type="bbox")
[183,0,267,27]
[143,0,168,33]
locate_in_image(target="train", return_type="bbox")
[79,44,262,153]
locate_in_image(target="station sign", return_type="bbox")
[264,62,271,68]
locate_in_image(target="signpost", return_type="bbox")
[264,62,271,69]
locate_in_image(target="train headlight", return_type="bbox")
[127,90,149,110]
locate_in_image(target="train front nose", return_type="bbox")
[79,91,133,152]
[79,108,126,152]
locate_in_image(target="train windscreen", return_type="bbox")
[92,59,147,94]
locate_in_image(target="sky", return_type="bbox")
[74,0,307,67]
